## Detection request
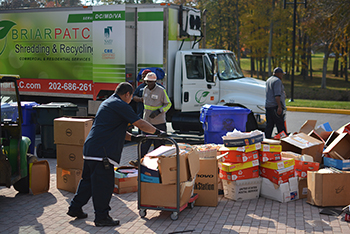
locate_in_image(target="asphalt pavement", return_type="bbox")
[0,107,349,233]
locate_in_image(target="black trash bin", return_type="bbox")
[33,102,78,158]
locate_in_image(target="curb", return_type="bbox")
[286,106,350,115]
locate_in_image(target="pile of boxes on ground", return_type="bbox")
[53,116,350,210]
[215,120,350,207]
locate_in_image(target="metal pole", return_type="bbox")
[290,0,297,102]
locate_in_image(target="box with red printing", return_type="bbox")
[219,166,259,181]
[294,160,320,178]
[219,148,259,163]
[260,158,295,170]
[260,144,282,152]
[218,159,259,172]
[259,152,281,162]
[260,166,294,185]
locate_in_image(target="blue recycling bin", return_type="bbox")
[21,102,39,154]
[200,105,251,144]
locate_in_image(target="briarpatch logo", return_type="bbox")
[0,20,16,55]
[195,90,209,104]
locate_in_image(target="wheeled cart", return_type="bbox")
[137,136,198,221]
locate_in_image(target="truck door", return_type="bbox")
[181,54,220,112]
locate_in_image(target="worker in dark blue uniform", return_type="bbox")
[67,82,166,227]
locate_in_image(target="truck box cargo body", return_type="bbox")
[0,4,266,133]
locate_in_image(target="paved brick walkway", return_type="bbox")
[1,143,350,234]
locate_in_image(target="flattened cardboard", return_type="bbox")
[281,133,324,163]
[219,166,259,181]
[56,166,82,193]
[56,144,83,170]
[222,177,262,201]
[54,117,93,146]
[323,133,350,160]
[307,171,350,207]
[194,158,218,207]
[140,179,194,208]
[29,160,50,195]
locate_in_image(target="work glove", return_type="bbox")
[154,129,168,138]
[131,134,146,143]
[149,109,161,119]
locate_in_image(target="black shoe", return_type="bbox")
[95,217,120,227]
[128,159,139,167]
[67,208,88,219]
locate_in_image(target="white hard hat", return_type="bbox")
[144,72,157,81]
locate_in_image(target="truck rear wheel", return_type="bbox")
[245,112,259,132]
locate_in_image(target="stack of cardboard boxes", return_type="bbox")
[218,132,264,201]
[139,145,200,207]
[54,117,93,193]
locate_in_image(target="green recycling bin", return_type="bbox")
[33,102,78,158]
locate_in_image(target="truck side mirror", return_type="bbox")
[211,56,218,82]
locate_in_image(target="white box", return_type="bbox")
[260,177,299,203]
[222,177,262,201]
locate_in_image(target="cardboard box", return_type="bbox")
[140,179,194,208]
[307,171,350,207]
[298,178,308,199]
[281,133,324,163]
[281,151,320,177]
[323,157,350,170]
[219,166,259,181]
[325,131,340,147]
[299,120,317,134]
[222,143,261,153]
[29,160,50,195]
[323,133,350,161]
[222,177,262,201]
[56,144,83,170]
[336,122,350,134]
[195,147,218,159]
[294,160,320,178]
[260,177,299,203]
[218,159,259,172]
[56,166,82,193]
[258,152,281,162]
[260,166,295,185]
[140,173,160,183]
[54,117,93,146]
[219,148,259,163]
[222,133,263,147]
[260,158,295,170]
[194,158,218,207]
[114,176,138,194]
[260,144,282,152]
[158,148,200,185]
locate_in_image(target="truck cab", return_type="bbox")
[169,49,266,133]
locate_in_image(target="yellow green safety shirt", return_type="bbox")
[143,84,172,125]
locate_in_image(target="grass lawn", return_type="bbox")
[239,53,350,109]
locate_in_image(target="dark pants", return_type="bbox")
[265,106,286,139]
[69,160,114,222]
[141,123,167,157]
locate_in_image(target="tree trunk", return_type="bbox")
[340,46,344,77]
[345,37,348,82]
[322,45,330,89]
[308,37,313,80]
[236,0,240,65]
[301,33,307,80]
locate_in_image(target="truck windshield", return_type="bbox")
[217,53,244,80]
[1,82,19,122]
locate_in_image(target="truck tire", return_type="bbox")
[245,112,258,132]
